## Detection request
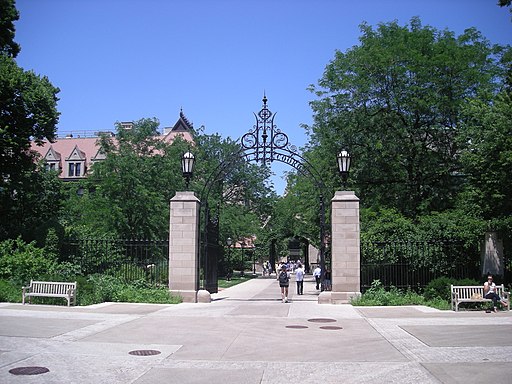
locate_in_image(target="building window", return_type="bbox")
[68,162,82,177]
[45,163,57,171]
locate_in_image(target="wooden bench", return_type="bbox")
[451,284,510,312]
[22,280,77,306]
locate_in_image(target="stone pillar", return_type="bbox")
[169,191,200,303]
[322,191,361,304]
[481,232,504,277]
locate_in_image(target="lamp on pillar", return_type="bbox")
[181,150,195,189]
[336,150,351,188]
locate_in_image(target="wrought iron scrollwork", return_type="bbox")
[241,94,298,165]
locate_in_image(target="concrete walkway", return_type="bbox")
[1,275,511,383]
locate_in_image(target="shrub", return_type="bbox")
[76,274,181,306]
[351,280,425,306]
[106,263,146,283]
[423,277,454,301]
[0,279,21,302]
[0,237,57,285]
[424,276,480,302]
[351,279,456,308]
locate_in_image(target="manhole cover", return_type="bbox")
[307,318,336,323]
[320,326,343,330]
[285,325,309,329]
[9,366,49,375]
[129,349,161,356]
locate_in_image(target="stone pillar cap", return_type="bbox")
[171,191,199,202]
[332,191,359,201]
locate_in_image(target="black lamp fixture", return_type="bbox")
[226,237,232,247]
[336,149,351,188]
[181,150,195,189]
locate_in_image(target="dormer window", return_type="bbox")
[68,162,82,177]
[65,145,86,179]
[43,145,61,174]
[46,162,58,171]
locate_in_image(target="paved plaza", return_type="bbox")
[1,276,511,383]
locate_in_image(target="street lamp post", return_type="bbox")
[226,237,233,281]
[240,240,245,277]
[331,148,352,292]
[181,150,195,189]
[252,248,256,276]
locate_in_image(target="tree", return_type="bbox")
[306,17,507,217]
[458,91,512,221]
[0,0,20,58]
[0,0,60,241]
[85,118,185,240]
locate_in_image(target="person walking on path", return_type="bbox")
[313,265,321,290]
[484,274,508,312]
[295,263,304,295]
[278,264,290,303]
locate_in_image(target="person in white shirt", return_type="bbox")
[295,264,305,295]
[313,266,321,290]
[484,274,507,312]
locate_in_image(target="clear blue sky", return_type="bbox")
[14,0,511,194]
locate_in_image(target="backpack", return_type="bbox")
[279,271,289,285]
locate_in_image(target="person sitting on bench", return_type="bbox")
[484,274,508,312]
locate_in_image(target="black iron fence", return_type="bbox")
[61,239,168,286]
[361,240,481,292]
[60,238,503,291]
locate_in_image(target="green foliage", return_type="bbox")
[0,237,57,285]
[0,279,20,302]
[0,52,60,241]
[457,92,512,221]
[44,228,60,258]
[0,0,20,58]
[76,274,180,306]
[305,17,507,218]
[351,280,426,306]
[0,7,59,240]
[59,238,125,276]
[218,275,257,289]
[423,276,480,302]
[361,207,416,243]
[351,279,453,309]
[87,118,186,239]
[105,263,146,283]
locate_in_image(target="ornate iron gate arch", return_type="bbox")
[200,95,329,293]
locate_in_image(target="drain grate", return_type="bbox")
[307,318,336,323]
[285,325,309,329]
[320,326,343,330]
[9,366,49,375]
[129,349,161,356]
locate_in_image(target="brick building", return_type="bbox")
[30,111,194,181]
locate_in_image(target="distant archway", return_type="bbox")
[199,95,328,293]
